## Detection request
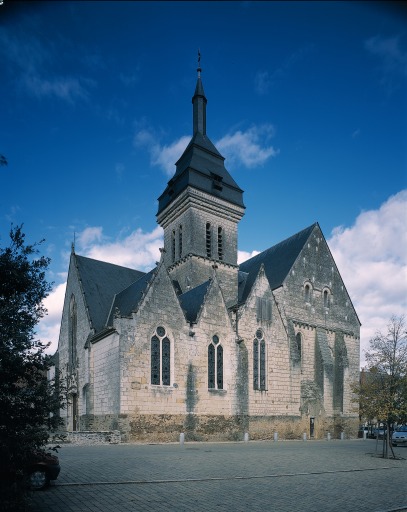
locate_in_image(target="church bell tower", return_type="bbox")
[156,59,245,308]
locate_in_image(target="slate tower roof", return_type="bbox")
[157,65,245,216]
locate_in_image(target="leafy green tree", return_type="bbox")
[358,315,407,458]
[0,225,63,508]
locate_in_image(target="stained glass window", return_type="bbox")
[253,339,259,389]
[151,328,171,386]
[208,336,223,389]
[260,340,266,390]
[151,335,160,385]
[69,295,77,369]
[208,344,215,388]
[253,330,266,391]
[162,337,170,385]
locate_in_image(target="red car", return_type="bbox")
[26,451,61,490]
[1,450,61,491]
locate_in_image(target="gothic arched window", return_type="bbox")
[151,326,171,386]
[208,335,223,389]
[69,295,77,370]
[253,329,266,390]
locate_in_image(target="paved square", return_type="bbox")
[29,439,407,512]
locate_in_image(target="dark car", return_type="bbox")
[26,451,60,490]
[1,450,60,491]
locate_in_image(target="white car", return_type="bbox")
[392,425,407,446]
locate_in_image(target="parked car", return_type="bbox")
[373,427,387,439]
[392,425,407,447]
[1,450,60,491]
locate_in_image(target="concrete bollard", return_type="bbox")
[180,432,185,446]
[303,432,307,441]
[244,432,249,443]
[327,432,331,441]
[363,431,367,440]
[274,432,278,442]
[341,432,345,440]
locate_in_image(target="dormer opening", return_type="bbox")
[211,172,223,191]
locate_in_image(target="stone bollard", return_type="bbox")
[303,432,307,441]
[274,432,278,442]
[341,432,345,440]
[363,431,367,440]
[327,432,331,441]
[244,432,249,443]
[180,432,185,446]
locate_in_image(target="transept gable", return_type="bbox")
[238,223,317,304]
[192,273,232,329]
[237,263,275,321]
[178,279,211,324]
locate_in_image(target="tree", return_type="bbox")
[358,315,407,458]
[0,225,64,508]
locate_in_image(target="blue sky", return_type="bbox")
[1,1,406,363]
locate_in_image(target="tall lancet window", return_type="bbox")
[69,295,77,370]
[151,326,171,386]
[217,226,223,261]
[253,329,266,390]
[208,335,223,389]
[171,230,176,263]
[179,225,183,258]
[206,223,212,258]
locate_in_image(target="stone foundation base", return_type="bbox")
[70,413,358,443]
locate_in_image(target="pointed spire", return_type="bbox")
[192,50,207,135]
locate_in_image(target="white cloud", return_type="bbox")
[365,35,407,76]
[80,226,163,270]
[152,136,190,177]
[238,249,261,264]
[0,23,91,103]
[36,282,67,354]
[216,125,278,168]
[365,35,407,93]
[328,189,407,365]
[22,74,89,103]
[134,124,278,176]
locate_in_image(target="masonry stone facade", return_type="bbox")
[55,67,360,442]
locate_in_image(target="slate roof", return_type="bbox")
[157,73,244,215]
[238,223,318,304]
[74,255,145,333]
[106,268,156,325]
[178,280,212,323]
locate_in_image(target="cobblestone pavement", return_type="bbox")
[29,439,407,512]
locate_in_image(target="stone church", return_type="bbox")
[55,66,360,442]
